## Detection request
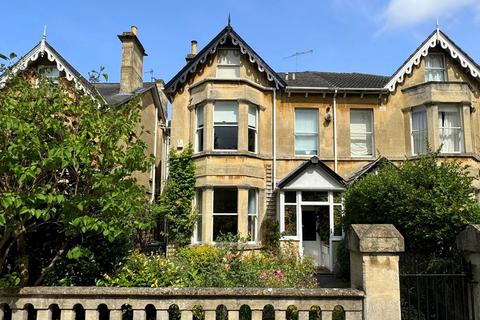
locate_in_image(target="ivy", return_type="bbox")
[159,146,197,247]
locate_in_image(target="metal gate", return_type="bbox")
[399,253,475,320]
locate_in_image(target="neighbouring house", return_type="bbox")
[165,23,480,271]
[0,26,169,203]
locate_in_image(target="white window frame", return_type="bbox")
[213,101,238,151]
[294,108,319,156]
[212,188,238,242]
[425,54,447,82]
[216,48,241,79]
[195,104,204,153]
[193,189,203,244]
[248,105,258,154]
[349,109,374,157]
[438,105,464,154]
[247,189,258,243]
[37,65,60,84]
[410,106,428,156]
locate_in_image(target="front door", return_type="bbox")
[302,206,330,269]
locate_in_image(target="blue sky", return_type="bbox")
[1,0,480,83]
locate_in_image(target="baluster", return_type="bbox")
[180,310,192,320]
[274,310,285,320]
[134,310,146,320]
[110,310,122,320]
[227,310,239,320]
[37,309,50,320]
[321,311,332,320]
[61,310,76,320]
[12,309,27,320]
[85,309,98,320]
[156,310,169,320]
[298,310,308,320]
[204,310,215,320]
[0,307,5,320]
[251,310,262,320]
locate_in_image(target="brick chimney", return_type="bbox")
[185,40,198,62]
[118,26,147,93]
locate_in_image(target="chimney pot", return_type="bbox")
[191,40,198,55]
[131,26,138,36]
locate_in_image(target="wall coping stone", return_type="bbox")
[457,224,480,253]
[347,224,405,253]
[0,287,364,299]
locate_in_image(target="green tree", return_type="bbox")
[343,152,480,255]
[0,56,157,286]
[159,146,196,247]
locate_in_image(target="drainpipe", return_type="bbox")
[333,89,338,173]
[272,88,277,190]
[150,106,159,203]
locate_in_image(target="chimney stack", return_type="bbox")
[118,25,147,93]
[185,40,198,62]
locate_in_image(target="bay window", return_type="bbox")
[439,105,463,153]
[248,189,258,242]
[425,54,446,82]
[350,109,373,157]
[195,104,204,152]
[214,101,238,150]
[295,109,318,155]
[411,107,427,155]
[248,105,258,153]
[213,188,238,241]
[216,49,240,78]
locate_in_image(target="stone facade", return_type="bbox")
[165,25,480,269]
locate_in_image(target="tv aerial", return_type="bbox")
[284,50,313,72]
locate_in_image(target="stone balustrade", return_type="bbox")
[0,287,364,320]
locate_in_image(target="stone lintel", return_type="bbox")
[457,225,480,253]
[347,224,405,253]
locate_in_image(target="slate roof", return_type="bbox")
[346,156,393,184]
[95,82,156,107]
[278,71,390,89]
[277,156,346,189]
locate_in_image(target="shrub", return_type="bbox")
[261,217,281,252]
[100,243,317,288]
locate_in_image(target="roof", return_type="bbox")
[385,29,480,92]
[346,156,392,184]
[0,39,98,96]
[164,25,286,95]
[95,82,156,107]
[279,71,390,89]
[277,156,346,189]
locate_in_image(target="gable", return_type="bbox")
[164,25,286,96]
[0,39,97,96]
[282,166,345,190]
[385,29,480,92]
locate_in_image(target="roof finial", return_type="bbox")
[436,18,440,31]
[228,13,231,27]
[42,25,47,42]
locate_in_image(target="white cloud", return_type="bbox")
[381,0,475,29]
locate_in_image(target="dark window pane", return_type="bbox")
[302,191,328,202]
[334,205,343,236]
[284,205,297,236]
[214,188,237,213]
[197,128,204,152]
[302,207,317,241]
[213,215,238,240]
[248,128,256,152]
[333,192,342,203]
[285,191,296,203]
[214,126,238,150]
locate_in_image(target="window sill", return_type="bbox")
[407,152,479,160]
[193,150,262,159]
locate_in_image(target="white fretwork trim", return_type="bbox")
[385,30,480,92]
[0,42,89,93]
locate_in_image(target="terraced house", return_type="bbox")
[165,23,480,271]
